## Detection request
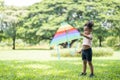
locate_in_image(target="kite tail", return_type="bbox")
[56,45,60,60]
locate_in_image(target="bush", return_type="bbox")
[51,47,114,57]
[92,47,113,57]
[113,44,120,50]
[105,36,120,50]
[51,49,81,57]
[105,36,118,47]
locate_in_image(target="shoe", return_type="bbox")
[89,73,94,77]
[79,72,87,76]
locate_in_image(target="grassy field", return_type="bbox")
[0,50,120,80]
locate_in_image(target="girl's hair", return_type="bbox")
[84,21,94,29]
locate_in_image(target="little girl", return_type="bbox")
[78,21,94,77]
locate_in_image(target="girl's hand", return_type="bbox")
[81,33,84,36]
[77,50,81,54]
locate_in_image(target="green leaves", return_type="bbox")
[1,0,119,46]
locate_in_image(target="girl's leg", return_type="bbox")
[83,60,87,73]
[88,61,94,74]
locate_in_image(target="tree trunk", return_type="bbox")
[98,36,102,47]
[12,30,16,50]
[12,36,16,50]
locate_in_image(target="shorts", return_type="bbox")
[82,48,92,62]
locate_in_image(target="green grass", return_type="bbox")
[0,60,120,80]
[0,50,120,80]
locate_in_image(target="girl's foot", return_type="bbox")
[89,73,94,77]
[79,72,87,76]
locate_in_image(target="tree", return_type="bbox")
[1,5,26,49]
[9,0,120,47]
[0,0,5,42]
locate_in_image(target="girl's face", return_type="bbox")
[84,26,91,34]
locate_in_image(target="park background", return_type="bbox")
[0,0,120,80]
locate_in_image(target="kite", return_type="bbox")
[50,22,81,59]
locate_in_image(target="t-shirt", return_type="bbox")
[82,34,92,47]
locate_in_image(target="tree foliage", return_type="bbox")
[18,0,120,47]
[0,0,120,48]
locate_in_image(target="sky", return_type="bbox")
[4,0,42,7]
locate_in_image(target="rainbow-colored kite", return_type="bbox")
[50,22,80,46]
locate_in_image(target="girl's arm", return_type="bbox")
[81,33,92,40]
[77,48,82,54]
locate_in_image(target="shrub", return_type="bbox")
[92,47,113,57]
[51,47,114,57]
[105,36,120,50]
[113,44,120,50]
[105,36,118,47]
[51,49,81,57]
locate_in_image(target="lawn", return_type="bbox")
[0,50,120,80]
